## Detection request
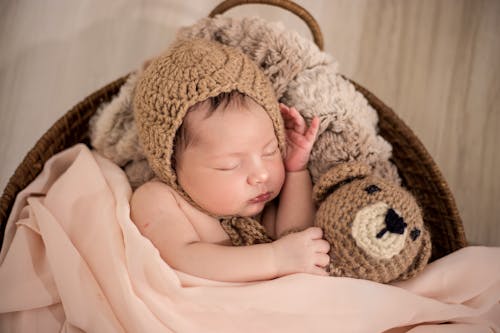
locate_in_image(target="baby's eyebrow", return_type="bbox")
[209,152,244,159]
[209,137,277,159]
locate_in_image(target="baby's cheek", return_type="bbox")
[207,175,245,200]
[272,159,286,190]
[212,183,251,215]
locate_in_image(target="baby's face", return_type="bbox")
[175,100,285,217]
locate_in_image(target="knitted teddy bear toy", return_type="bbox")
[313,162,431,283]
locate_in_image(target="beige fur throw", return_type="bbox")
[89,16,400,189]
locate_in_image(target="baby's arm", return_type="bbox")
[275,170,316,237]
[130,181,329,282]
[275,104,319,238]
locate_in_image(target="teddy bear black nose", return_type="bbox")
[376,208,408,238]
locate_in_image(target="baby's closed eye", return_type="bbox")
[212,160,240,171]
[262,139,279,156]
[263,147,279,157]
[214,165,239,171]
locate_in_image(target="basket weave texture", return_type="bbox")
[0,0,467,260]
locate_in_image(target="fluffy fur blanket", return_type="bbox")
[89,16,399,189]
[0,144,499,332]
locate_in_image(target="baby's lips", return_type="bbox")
[249,191,272,203]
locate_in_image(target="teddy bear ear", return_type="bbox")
[312,162,372,204]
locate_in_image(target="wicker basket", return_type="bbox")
[0,0,467,260]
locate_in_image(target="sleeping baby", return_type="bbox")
[130,39,330,282]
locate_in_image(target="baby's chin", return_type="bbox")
[241,202,268,217]
[212,203,266,219]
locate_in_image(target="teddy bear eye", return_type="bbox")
[410,228,421,241]
[364,184,381,194]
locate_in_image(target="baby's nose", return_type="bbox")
[247,166,269,185]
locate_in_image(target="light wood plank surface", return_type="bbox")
[1,0,498,245]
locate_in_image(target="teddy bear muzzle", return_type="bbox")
[351,202,411,260]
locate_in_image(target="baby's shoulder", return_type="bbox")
[130,181,181,221]
[130,181,203,248]
[132,180,176,202]
[131,181,231,245]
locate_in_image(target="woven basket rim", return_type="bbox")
[0,76,127,250]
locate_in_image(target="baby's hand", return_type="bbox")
[271,227,330,277]
[279,104,319,172]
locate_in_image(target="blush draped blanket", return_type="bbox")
[0,145,499,333]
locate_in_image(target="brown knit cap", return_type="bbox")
[133,39,286,193]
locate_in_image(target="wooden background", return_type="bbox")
[1,0,498,245]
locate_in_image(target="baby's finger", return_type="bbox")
[288,107,306,133]
[279,104,294,119]
[286,130,309,148]
[310,265,329,276]
[314,239,330,254]
[306,227,323,239]
[279,105,296,128]
[315,253,331,268]
[304,116,320,142]
[280,105,305,132]
[279,103,290,111]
